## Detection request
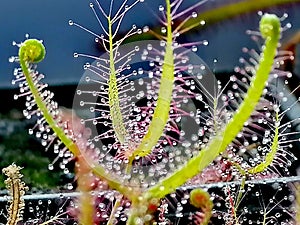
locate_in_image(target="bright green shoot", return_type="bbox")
[12,0,290,223]
[16,38,132,198]
[144,13,281,200]
[127,0,175,172]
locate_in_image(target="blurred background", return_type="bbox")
[0,0,300,189]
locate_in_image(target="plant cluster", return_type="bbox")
[1,0,299,224]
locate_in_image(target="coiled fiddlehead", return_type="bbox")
[18,39,78,154]
[18,39,45,63]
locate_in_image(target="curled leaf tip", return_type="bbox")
[18,39,46,63]
[259,13,281,39]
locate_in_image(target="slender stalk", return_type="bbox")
[108,16,128,145]
[126,0,175,172]
[18,39,132,198]
[144,13,281,201]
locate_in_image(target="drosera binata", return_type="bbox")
[69,0,144,146]
[72,0,211,181]
[143,12,283,202]
[10,35,134,224]
[8,1,299,224]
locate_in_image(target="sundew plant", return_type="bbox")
[3,0,300,224]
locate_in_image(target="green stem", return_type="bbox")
[18,39,132,199]
[144,14,281,201]
[107,195,122,225]
[235,175,246,209]
[19,41,79,157]
[127,0,175,172]
[108,16,128,145]
[247,111,279,174]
